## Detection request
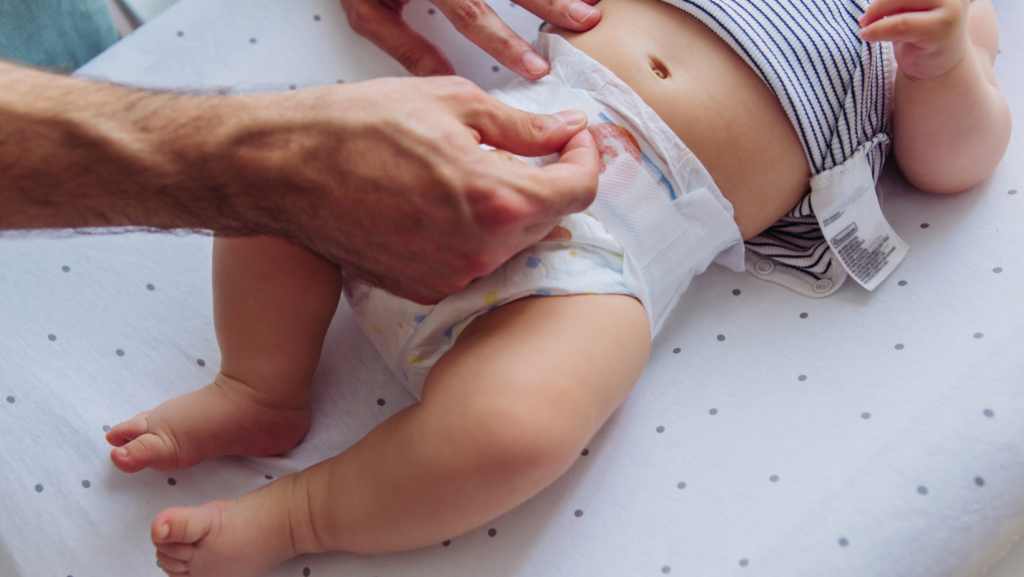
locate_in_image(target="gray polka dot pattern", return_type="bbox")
[103,425,110,432]
[974,333,984,339]
[709,408,718,415]
[799,312,808,318]
[975,477,985,487]
[898,280,907,286]
[488,528,497,537]
[574,509,583,518]
[662,566,671,574]
[62,265,70,272]
[116,349,125,357]
[798,375,807,382]
[442,540,451,547]
[5,396,13,404]
[146,283,155,291]
[265,475,274,480]
[303,568,311,577]
[167,478,177,486]
[895,344,904,350]
[839,538,849,547]
[82,480,91,488]
[177,30,183,37]
[581,449,590,456]
[917,486,928,495]
[732,289,741,296]
[1010,189,1018,195]
[34,484,43,493]
[48,334,56,341]
[861,412,871,419]
[677,482,686,489]
[993,267,1003,273]
[656,426,665,433]
[716,334,726,341]
[920,223,930,229]
[740,559,749,567]
[197,359,206,367]
[672,347,681,354]
[984,409,994,418]
[770,475,779,483]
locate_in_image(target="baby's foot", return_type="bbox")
[106,373,309,472]
[151,479,306,577]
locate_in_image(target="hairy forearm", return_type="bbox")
[0,61,275,234]
[893,44,1012,194]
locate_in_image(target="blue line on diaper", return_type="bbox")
[413,315,425,323]
[596,113,677,200]
[535,290,552,296]
[402,370,408,380]
[443,326,453,339]
[525,256,541,268]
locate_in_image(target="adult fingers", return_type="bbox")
[514,0,602,32]
[433,0,550,78]
[860,11,939,43]
[466,97,591,157]
[345,0,455,76]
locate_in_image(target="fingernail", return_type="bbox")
[553,109,588,127]
[158,523,170,541]
[117,448,128,458]
[522,51,548,76]
[569,1,597,24]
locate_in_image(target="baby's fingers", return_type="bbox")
[860,11,938,43]
[859,0,938,27]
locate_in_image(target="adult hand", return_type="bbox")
[239,76,599,303]
[341,0,602,78]
[0,64,599,305]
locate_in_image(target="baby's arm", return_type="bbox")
[860,0,1011,194]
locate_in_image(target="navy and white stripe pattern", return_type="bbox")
[661,0,895,285]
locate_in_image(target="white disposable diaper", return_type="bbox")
[344,33,745,398]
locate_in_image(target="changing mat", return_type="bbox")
[2,1,1023,576]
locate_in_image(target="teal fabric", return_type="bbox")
[0,0,119,72]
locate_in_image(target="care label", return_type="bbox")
[810,149,908,291]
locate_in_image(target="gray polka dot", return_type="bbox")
[709,408,718,415]
[974,332,984,339]
[662,567,671,574]
[898,280,907,286]
[442,540,451,546]
[993,267,1003,273]
[861,412,871,419]
[249,38,257,44]
[839,537,849,547]
[920,223,930,229]
[770,475,779,483]
[62,265,70,272]
[799,312,808,319]
[303,568,311,577]
[177,30,183,37]
[1009,189,1017,195]
[656,426,665,433]
[574,509,583,517]
[314,14,321,20]
[717,334,726,342]
[48,334,56,341]
[798,375,807,382]
[197,358,206,367]
[984,409,994,417]
[377,398,386,406]
[581,448,590,456]
[975,477,985,487]
[167,478,177,486]
[428,7,435,14]
[488,528,497,537]
[677,482,686,489]
[6,396,13,404]
[917,486,928,495]
[895,343,904,350]
[146,283,155,291]
[34,484,43,493]
[82,480,90,488]
[103,425,110,432]
[740,559,749,567]
[265,475,274,480]
[492,65,500,72]
[116,349,124,357]
[289,85,297,90]
[732,289,741,296]
[672,347,681,354]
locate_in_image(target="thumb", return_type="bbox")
[471,103,591,157]
[345,1,455,76]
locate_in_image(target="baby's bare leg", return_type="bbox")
[149,294,649,576]
[106,236,342,472]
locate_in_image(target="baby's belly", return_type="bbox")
[549,0,811,239]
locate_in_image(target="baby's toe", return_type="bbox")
[153,504,217,546]
[105,411,151,446]
[156,550,189,574]
[110,432,178,473]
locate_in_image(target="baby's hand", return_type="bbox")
[859,0,971,81]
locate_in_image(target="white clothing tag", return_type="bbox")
[810,148,908,291]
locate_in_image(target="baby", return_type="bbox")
[105,0,1010,575]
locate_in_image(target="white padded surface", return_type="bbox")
[1,1,1023,576]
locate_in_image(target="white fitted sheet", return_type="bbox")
[1,1,1023,576]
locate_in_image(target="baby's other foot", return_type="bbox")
[106,373,309,472]
[151,482,300,577]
